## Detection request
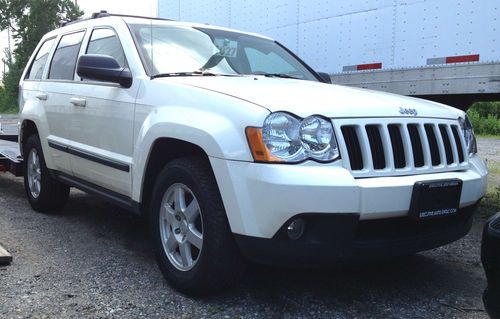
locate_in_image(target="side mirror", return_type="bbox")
[317,72,332,84]
[77,54,132,88]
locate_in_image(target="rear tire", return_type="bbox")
[150,157,244,296]
[23,134,70,213]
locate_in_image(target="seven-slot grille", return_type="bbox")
[335,118,468,178]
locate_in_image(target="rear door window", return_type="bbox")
[48,31,85,80]
[26,38,56,80]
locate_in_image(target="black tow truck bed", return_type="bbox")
[0,139,23,176]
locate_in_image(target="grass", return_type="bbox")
[477,134,500,139]
[488,161,500,175]
[480,186,500,218]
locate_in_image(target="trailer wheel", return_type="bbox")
[150,157,244,295]
[23,134,69,213]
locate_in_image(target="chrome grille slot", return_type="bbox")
[451,125,465,163]
[439,124,454,165]
[388,124,406,169]
[341,126,364,170]
[407,124,425,168]
[365,125,386,170]
[424,124,441,166]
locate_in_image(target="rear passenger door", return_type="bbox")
[41,30,86,174]
[68,27,138,197]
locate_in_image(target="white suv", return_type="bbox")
[19,12,488,295]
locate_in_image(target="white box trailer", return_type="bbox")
[157,0,500,109]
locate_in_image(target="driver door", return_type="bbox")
[68,27,139,196]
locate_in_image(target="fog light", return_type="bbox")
[287,218,305,240]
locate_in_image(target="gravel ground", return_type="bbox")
[0,139,497,319]
[477,137,500,190]
[477,137,500,163]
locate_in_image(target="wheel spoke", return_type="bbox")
[166,233,178,252]
[161,204,175,224]
[174,187,186,213]
[179,242,193,267]
[186,228,203,250]
[184,198,199,223]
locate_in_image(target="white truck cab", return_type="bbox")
[18,12,488,295]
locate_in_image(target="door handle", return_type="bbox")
[70,97,86,107]
[36,93,48,101]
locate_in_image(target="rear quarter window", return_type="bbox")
[48,31,85,80]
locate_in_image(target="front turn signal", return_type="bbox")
[245,127,282,163]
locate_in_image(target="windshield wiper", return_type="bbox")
[151,70,218,79]
[255,73,300,80]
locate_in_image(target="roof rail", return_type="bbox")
[60,10,173,27]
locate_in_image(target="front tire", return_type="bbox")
[23,134,70,212]
[150,157,244,295]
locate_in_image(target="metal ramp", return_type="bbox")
[0,244,12,265]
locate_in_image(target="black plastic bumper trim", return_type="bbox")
[235,202,479,266]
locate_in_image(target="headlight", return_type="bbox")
[459,115,477,155]
[262,112,306,162]
[246,112,340,163]
[299,115,339,161]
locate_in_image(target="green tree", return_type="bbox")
[0,0,83,112]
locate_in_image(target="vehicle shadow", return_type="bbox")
[62,191,153,260]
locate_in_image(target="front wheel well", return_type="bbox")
[20,120,38,156]
[140,138,211,215]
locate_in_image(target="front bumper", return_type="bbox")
[210,155,488,239]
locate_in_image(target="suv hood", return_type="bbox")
[162,76,463,119]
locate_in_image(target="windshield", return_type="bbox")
[128,22,319,81]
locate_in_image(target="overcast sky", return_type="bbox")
[0,0,157,81]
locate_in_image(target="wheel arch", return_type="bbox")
[138,137,214,216]
[20,120,39,157]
